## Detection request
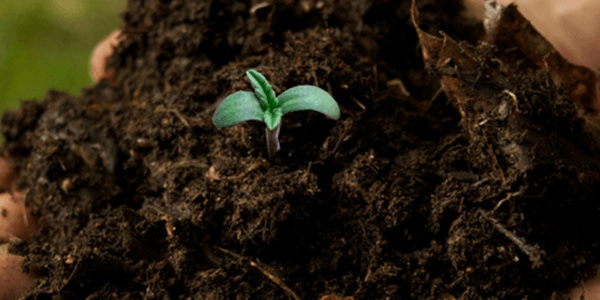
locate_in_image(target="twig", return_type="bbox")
[350,97,366,112]
[250,260,301,300]
[250,2,270,14]
[160,215,175,240]
[144,205,175,240]
[155,106,190,127]
[482,210,544,268]
[491,187,524,214]
[326,119,352,159]
[502,89,520,112]
[216,247,301,300]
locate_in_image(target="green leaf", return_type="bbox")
[247,69,278,109]
[212,91,265,128]
[263,107,283,130]
[278,85,340,119]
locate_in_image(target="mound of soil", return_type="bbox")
[3,0,600,299]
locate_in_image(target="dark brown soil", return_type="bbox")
[3,0,600,299]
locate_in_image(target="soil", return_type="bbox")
[2,0,600,299]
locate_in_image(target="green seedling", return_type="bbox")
[212,69,340,159]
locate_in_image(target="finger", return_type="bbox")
[0,157,16,190]
[568,269,600,300]
[0,253,35,300]
[463,0,600,70]
[0,192,38,242]
[90,29,124,83]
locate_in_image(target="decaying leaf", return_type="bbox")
[412,0,600,116]
[484,1,600,115]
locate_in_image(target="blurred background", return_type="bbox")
[0,0,125,116]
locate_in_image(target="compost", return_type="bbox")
[3,0,600,299]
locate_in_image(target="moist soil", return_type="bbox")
[3,0,600,299]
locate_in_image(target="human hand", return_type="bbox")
[0,29,122,300]
[463,0,600,70]
[90,29,123,83]
[0,157,36,300]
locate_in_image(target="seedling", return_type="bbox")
[212,69,340,159]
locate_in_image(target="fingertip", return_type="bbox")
[90,29,124,84]
[0,253,35,300]
[0,192,39,243]
[568,269,600,300]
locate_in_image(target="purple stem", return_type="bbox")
[265,123,281,159]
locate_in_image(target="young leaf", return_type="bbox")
[212,91,265,128]
[247,69,278,109]
[278,85,340,119]
[263,107,283,130]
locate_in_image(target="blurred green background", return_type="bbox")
[0,0,125,116]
